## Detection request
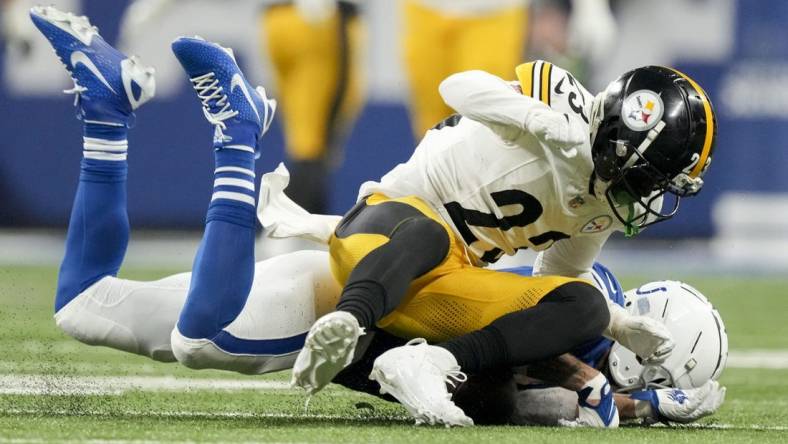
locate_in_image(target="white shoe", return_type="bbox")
[291,311,363,395]
[370,339,473,427]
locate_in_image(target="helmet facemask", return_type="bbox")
[601,144,682,236]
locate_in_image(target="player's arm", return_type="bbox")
[439,69,586,147]
[513,385,724,426]
[534,234,675,363]
[533,232,610,280]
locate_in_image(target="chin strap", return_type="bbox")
[624,202,640,238]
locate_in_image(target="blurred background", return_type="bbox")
[0,0,786,274]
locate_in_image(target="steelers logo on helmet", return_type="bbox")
[621,89,664,131]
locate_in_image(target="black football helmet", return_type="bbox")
[589,66,717,234]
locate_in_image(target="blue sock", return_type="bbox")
[55,123,129,312]
[177,148,257,339]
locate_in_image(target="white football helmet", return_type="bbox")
[608,281,728,391]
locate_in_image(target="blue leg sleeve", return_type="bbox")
[176,149,257,340]
[55,157,129,312]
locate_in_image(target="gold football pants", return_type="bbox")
[261,3,364,161]
[329,194,584,343]
[402,0,528,136]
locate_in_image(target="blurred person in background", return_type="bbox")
[260,0,364,214]
[120,0,365,214]
[401,0,529,137]
[528,0,618,86]
[1,0,35,56]
[401,0,617,138]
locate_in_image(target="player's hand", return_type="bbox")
[525,108,586,149]
[638,380,726,424]
[611,315,675,364]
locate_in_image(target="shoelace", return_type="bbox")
[444,368,467,389]
[189,73,239,130]
[404,338,468,398]
[443,368,468,402]
[63,79,88,106]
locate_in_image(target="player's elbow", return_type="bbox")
[438,70,487,109]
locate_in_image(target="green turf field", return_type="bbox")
[1,266,787,443]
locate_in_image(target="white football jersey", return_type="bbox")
[360,61,630,275]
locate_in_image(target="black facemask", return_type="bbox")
[604,162,681,236]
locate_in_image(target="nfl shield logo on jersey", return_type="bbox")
[581,215,612,233]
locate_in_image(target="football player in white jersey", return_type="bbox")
[290,57,717,425]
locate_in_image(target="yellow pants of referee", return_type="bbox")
[329,194,584,343]
[402,0,528,136]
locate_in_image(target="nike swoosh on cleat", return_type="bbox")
[231,74,261,123]
[70,51,116,94]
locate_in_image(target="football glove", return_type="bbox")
[631,380,726,424]
[525,107,587,150]
[606,302,675,364]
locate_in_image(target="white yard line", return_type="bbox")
[0,350,786,396]
[725,349,788,369]
[0,375,291,396]
[652,423,788,432]
[0,439,307,444]
[0,408,390,421]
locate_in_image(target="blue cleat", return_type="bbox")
[29,6,155,127]
[171,36,276,157]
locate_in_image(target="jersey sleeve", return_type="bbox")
[516,60,595,127]
[532,231,612,280]
[515,60,555,106]
[439,68,586,147]
[438,69,553,137]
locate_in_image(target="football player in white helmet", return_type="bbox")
[608,281,728,391]
[505,280,728,426]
